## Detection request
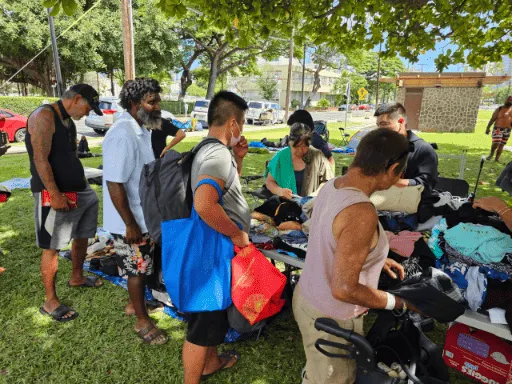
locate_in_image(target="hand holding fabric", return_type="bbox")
[473,196,508,214]
[383,258,405,280]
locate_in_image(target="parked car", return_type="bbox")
[85,96,175,134]
[85,96,122,134]
[338,104,357,111]
[358,104,371,110]
[270,103,285,124]
[190,99,210,128]
[246,101,274,125]
[0,108,27,142]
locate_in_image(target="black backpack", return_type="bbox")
[139,138,234,245]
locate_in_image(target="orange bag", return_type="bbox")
[232,244,287,325]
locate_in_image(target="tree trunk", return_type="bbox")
[179,68,192,100]
[206,53,220,100]
[20,71,28,96]
[110,69,115,96]
[311,68,322,99]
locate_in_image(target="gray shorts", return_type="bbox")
[33,186,99,250]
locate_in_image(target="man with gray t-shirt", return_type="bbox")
[183,91,250,384]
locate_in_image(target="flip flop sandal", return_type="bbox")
[136,323,168,345]
[201,350,240,381]
[67,276,103,288]
[39,304,79,323]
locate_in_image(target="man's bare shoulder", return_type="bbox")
[28,106,55,134]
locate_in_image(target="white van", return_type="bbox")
[246,101,274,125]
[190,99,210,128]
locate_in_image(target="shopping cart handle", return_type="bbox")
[315,318,375,369]
[315,318,353,339]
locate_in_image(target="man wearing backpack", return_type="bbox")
[102,78,168,345]
[486,95,512,163]
[183,91,250,383]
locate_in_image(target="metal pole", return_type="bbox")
[121,0,136,81]
[301,43,306,108]
[344,80,350,131]
[47,9,64,97]
[375,42,382,107]
[284,28,294,121]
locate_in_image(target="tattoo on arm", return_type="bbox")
[29,109,58,193]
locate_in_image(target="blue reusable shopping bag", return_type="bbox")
[161,179,234,312]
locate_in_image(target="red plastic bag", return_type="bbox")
[232,244,286,325]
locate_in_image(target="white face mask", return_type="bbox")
[230,120,241,147]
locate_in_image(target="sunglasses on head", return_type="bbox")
[386,142,415,169]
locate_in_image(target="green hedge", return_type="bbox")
[160,101,193,115]
[0,97,59,116]
[0,97,195,116]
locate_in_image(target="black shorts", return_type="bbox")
[186,310,229,347]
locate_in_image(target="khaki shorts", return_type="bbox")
[293,285,364,384]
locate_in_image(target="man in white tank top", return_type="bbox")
[294,129,418,384]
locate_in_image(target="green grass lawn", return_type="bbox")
[0,110,509,383]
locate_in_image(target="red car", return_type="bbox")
[0,109,27,142]
[358,104,371,110]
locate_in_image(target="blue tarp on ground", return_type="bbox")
[0,177,31,190]
[58,250,242,343]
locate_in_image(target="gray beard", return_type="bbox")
[137,107,162,130]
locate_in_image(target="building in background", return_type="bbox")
[381,72,510,133]
[228,58,341,107]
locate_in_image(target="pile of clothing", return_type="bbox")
[249,195,313,259]
[374,195,512,331]
[423,211,512,331]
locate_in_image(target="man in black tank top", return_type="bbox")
[25,84,104,323]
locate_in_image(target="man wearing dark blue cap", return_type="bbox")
[25,84,104,323]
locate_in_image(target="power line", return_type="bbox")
[0,0,103,91]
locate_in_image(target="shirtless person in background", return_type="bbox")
[486,96,512,163]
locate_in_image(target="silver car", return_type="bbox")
[85,96,175,135]
[84,96,122,135]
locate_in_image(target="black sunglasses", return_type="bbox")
[386,142,415,169]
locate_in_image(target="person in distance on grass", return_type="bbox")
[182,91,250,384]
[485,95,512,163]
[25,84,104,323]
[102,78,168,345]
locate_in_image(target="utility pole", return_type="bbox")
[47,9,64,97]
[375,42,382,107]
[121,0,136,81]
[301,43,306,109]
[284,28,294,121]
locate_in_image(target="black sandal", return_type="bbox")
[136,323,168,345]
[201,350,240,380]
[67,276,103,288]
[39,304,79,323]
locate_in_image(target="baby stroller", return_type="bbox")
[314,311,450,384]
